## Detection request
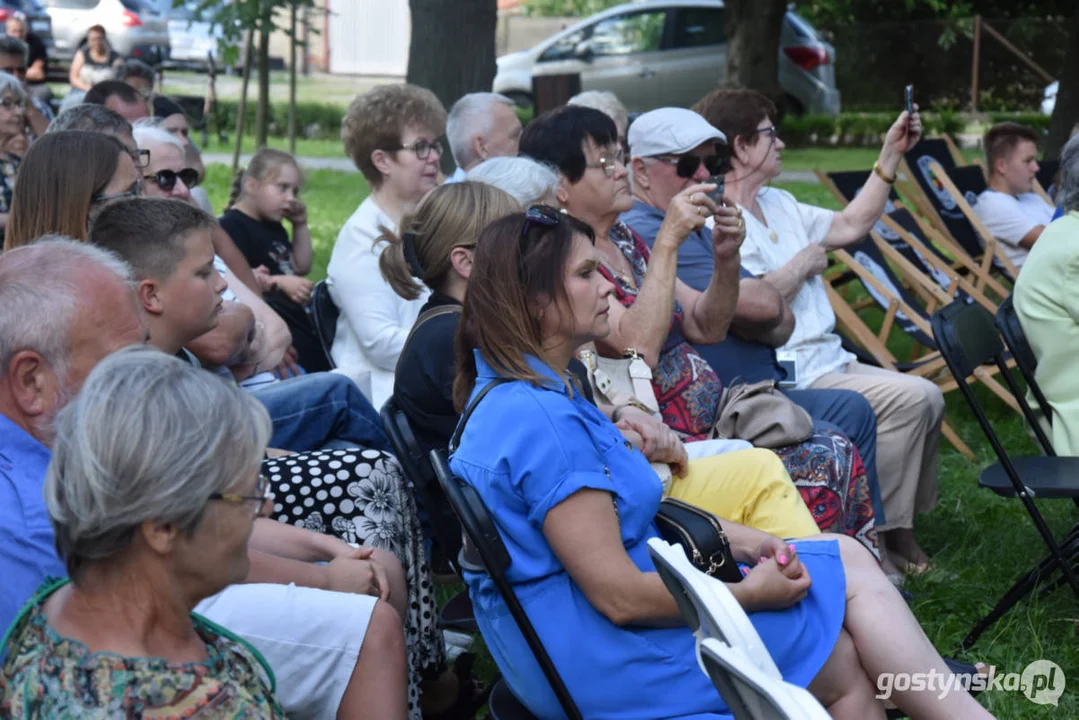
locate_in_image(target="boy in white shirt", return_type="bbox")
[974,122,1055,269]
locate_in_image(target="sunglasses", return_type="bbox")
[386,138,443,160]
[653,147,731,179]
[0,96,25,111]
[145,167,199,192]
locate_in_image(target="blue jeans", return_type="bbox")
[783,387,885,524]
[252,373,391,453]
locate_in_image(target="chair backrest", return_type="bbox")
[380,399,464,568]
[429,449,583,720]
[881,208,964,290]
[916,160,992,260]
[698,640,831,720]
[996,296,1055,455]
[931,300,1045,488]
[309,280,339,370]
[646,538,780,678]
[1037,159,1060,198]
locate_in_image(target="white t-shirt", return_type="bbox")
[738,187,853,387]
[973,189,1054,269]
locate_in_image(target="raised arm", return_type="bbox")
[824,109,923,250]
[677,203,745,345]
[731,276,796,347]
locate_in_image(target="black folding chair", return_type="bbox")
[1036,160,1060,201]
[930,299,1079,648]
[430,449,583,720]
[996,295,1055,455]
[308,280,339,370]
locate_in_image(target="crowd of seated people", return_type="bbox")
[0,73,1049,717]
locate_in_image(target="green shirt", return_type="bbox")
[1013,211,1079,454]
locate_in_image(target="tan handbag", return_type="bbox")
[712,379,814,448]
[577,348,674,492]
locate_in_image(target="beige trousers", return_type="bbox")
[810,361,944,531]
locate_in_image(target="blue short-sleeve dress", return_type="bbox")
[449,353,846,720]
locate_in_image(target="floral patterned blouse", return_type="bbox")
[0,579,286,718]
[599,222,723,440]
[0,153,19,214]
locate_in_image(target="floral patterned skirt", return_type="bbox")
[263,448,443,720]
[772,429,879,559]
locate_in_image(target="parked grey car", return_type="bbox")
[162,1,221,71]
[41,0,169,64]
[493,0,840,115]
[0,1,54,53]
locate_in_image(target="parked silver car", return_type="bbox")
[41,0,169,64]
[162,1,220,71]
[494,0,840,115]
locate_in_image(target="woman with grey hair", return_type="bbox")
[568,90,629,150]
[1013,133,1079,455]
[467,156,560,206]
[0,347,286,716]
[0,71,25,231]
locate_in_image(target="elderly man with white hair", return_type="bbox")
[466,155,560,206]
[444,91,522,181]
[0,238,410,719]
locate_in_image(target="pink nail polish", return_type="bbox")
[759,556,767,564]
[788,543,797,553]
[779,554,788,565]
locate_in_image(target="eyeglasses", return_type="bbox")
[0,97,25,111]
[750,125,779,140]
[145,167,199,192]
[584,149,626,178]
[210,474,274,516]
[652,150,731,180]
[92,177,142,204]
[386,138,443,160]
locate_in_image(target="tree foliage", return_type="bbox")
[185,0,321,67]
[793,0,1074,26]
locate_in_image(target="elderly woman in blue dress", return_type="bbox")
[448,208,992,719]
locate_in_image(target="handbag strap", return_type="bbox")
[449,377,514,453]
[578,348,659,415]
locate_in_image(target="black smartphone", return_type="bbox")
[905,85,914,116]
[707,176,725,205]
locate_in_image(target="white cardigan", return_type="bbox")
[327,196,429,408]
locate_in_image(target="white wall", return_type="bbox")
[328,0,411,76]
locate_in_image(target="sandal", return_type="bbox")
[422,652,492,720]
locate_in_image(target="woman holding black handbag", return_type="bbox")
[447,207,992,720]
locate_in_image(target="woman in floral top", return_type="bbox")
[520,105,878,556]
[0,72,25,233]
[0,349,284,717]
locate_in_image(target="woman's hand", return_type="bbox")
[736,557,812,612]
[655,183,717,251]
[793,242,829,279]
[711,203,746,265]
[757,537,803,580]
[619,407,689,477]
[881,106,923,167]
[274,274,314,304]
[324,547,391,602]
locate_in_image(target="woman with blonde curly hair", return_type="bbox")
[327,84,447,408]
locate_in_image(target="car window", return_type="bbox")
[672,7,724,48]
[590,10,666,56]
[39,0,97,8]
[785,12,821,41]
[538,28,588,63]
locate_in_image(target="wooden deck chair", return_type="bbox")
[817,169,1010,306]
[898,136,967,228]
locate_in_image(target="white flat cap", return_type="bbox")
[628,107,727,158]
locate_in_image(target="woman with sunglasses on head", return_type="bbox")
[521,106,880,557]
[0,72,26,235]
[4,130,139,250]
[448,208,993,720]
[328,84,447,408]
[695,89,942,579]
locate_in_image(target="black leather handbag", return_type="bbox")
[654,498,743,584]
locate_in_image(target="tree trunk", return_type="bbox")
[723,0,788,114]
[232,29,255,177]
[255,17,272,149]
[1045,6,1079,159]
[288,0,298,154]
[406,0,498,171]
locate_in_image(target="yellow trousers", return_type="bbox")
[665,448,819,539]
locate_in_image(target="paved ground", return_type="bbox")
[204,153,823,184]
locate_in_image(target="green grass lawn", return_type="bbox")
[198,135,347,160]
[202,163,1077,717]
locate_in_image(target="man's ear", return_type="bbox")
[4,350,58,419]
[449,246,474,280]
[471,133,487,164]
[631,157,650,190]
[137,278,164,317]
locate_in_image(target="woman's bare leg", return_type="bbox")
[807,627,886,719]
[803,534,993,719]
[336,601,409,720]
